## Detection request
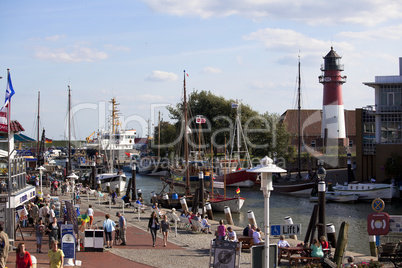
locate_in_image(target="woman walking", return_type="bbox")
[48,239,64,268]
[15,242,32,268]
[47,217,59,249]
[103,214,116,249]
[147,211,159,247]
[160,214,170,247]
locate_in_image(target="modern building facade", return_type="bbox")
[357,57,402,182]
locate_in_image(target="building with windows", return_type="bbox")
[356,57,402,182]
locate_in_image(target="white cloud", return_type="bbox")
[103,44,131,52]
[202,67,222,74]
[146,70,178,82]
[34,45,108,62]
[337,24,402,40]
[141,0,402,26]
[244,27,354,58]
[45,35,66,42]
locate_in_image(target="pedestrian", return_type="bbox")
[0,224,9,268]
[47,216,59,249]
[227,226,237,242]
[35,219,45,253]
[217,219,227,240]
[103,214,115,249]
[48,239,64,268]
[160,214,170,247]
[31,203,39,225]
[87,204,94,227]
[15,242,32,268]
[147,211,159,247]
[116,212,126,245]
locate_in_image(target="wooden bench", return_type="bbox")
[289,256,322,267]
[238,235,254,250]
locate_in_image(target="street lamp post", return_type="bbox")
[67,173,79,205]
[37,166,46,196]
[317,161,327,238]
[248,156,286,268]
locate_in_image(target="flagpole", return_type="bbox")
[6,69,12,239]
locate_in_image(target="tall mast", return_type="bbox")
[158,111,161,160]
[236,103,241,163]
[68,84,71,174]
[297,57,302,179]
[183,70,190,196]
[36,91,40,159]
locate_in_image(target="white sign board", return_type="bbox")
[389,215,402,233]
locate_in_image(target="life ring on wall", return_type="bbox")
[129,139,132,143]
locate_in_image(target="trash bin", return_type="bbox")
[31,255,37,268]
[94,230,104,252]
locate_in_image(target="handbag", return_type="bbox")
[156,224,160,230]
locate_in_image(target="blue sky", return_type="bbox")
[1,1,402,141]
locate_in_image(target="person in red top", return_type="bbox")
[320,235,329,249]
[15,242,32,268]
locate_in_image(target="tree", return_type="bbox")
[166,90,293,163]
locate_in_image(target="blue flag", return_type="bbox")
[0,70,16,132]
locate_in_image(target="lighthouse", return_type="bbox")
[318,47,347,139]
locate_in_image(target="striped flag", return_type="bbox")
[236,187,240,194]
[0,71,16,133]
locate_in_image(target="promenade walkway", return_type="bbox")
[7,185,388,267]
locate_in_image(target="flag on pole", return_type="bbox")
[186,126,192,134]
[196,115,206,124]
[45,138,53,144]
[0,71,16,133]
[231,103,239,109]
[236,187,240,194]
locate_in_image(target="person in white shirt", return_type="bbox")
[201,216,212,234]
[253,227,264,245]
[87,205,94,227]
[277,235,290,247]
[227,226,237,242]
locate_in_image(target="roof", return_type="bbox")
[10,120,25,132]
[280,109,356,136]
[324,47,341,58]
[0,133,35,142]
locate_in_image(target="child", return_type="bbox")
[160,214,171,247]
[35,219,45,253]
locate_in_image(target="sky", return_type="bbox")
[1,0,402,141]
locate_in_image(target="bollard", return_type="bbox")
[87,192,89,203]
[106,182,110,194]
[248,210,257,228]
[151,191,157,205]
[224,206,234,225]
[326,223,337,248]
[122,200,125,214]
[109,198,111,210]
[180,197,189,215]
[205,202,214,220]
[369,235,377,257]
[137,189,142,201]
[285,216,297,240]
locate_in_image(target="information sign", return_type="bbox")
[61,224,75,260]
[271,224,301,236]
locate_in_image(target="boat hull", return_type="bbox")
[209,197,245,212]
[310,192,359,203]
[333,183,394,202]
[215,169,257,187]
[273,181,316,195]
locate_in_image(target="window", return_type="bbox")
[388,93,394,106]
[349,140,353,147]
[311,140,316,148]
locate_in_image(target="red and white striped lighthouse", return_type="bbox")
[319,47,347,139]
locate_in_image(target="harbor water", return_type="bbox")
[128,172,402,256]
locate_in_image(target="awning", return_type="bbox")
[0,133,36,142]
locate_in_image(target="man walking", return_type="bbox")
[116,212,126,245]
[0,224,9,268]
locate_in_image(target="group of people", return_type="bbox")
[181,211,212,234]
[242,224,264,245]
[278,233,331,259]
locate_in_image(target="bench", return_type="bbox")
[238,235,254,250]
[289,256,322,267]
[179,216,191,229]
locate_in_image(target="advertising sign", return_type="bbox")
[61,224,76,260]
